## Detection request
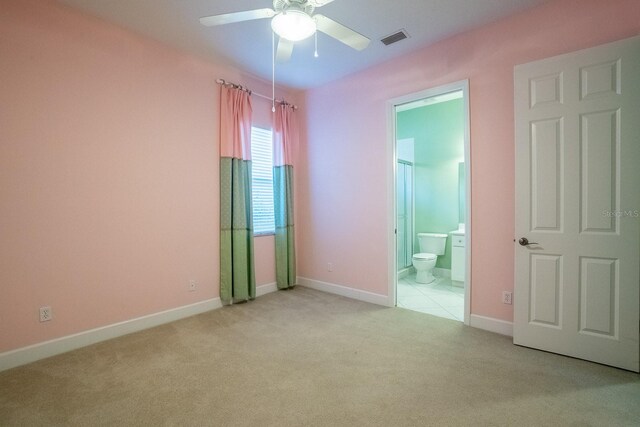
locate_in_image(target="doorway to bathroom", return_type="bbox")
[387,80,471,324]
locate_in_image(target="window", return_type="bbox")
[251,126,275,235]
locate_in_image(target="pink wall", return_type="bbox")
[298,0,640,321]
[3,0,638,355]
[0,0,297,353]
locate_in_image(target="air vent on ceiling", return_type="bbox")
[380,30,409,46]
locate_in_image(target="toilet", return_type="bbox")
[412,233,448,284]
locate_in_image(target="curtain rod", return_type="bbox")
[216,79,298,110]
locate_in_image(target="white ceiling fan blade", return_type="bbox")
[276,37,294,63]
[308,0,337,7]
[199,8,275,27]
[314,14,370,51]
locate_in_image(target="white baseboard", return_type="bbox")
[397,267,413,279]
[469,314,514,337]
[398,268,451,279]
[434,268,451,278]
[0,282,278,372]
[451,280,464,288]
[297,277,389,307]
[256,282,278,297]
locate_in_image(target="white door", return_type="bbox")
[514,36,640,372]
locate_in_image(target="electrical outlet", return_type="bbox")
[39,306,52,322]
[189,280,197,292]
[327,262,333,272]
[502,291,513,305]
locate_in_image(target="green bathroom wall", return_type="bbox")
[397,98,464,270]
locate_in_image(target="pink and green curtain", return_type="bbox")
[219,86,255,303]
[273,104,297,289]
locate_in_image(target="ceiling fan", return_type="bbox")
[200,0,371,62]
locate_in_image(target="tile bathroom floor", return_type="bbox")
[396,273,464,321]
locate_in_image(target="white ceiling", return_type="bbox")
[57,0,549,89]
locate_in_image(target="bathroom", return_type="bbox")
[395,89,467,321]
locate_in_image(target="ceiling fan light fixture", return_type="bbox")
[271,10,316,41]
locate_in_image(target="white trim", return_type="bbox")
[433,267,451,278]
[297,277,390,307]
[451,280,464,289]
[461,80,472,327]
[386,79,472,326]
[469,314,514,337]
[397,267,414,279]
[0,282,279,372]
[387,98,398,310]
[0,298,220,372]
[256,281,278,297]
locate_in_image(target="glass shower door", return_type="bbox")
[397,161,413,270]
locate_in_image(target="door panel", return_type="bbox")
[531,118,563,231]
[580,110,618,233]
[514,36,639,372]
[580,60,620,100]
[579,257,617,337]
[530,254,562,327]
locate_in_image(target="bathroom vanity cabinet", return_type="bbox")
[451,232,465,284]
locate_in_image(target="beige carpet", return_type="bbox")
[1,287,639,426]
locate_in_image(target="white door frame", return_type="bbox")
[386,79,472,325]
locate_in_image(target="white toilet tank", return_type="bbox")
[417,233,448,255]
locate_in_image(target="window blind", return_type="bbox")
[251,127,275,235]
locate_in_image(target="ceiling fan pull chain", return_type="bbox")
[272,31,276,113]
[314,31,319,58]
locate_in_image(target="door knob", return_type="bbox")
[518,237,538,246]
